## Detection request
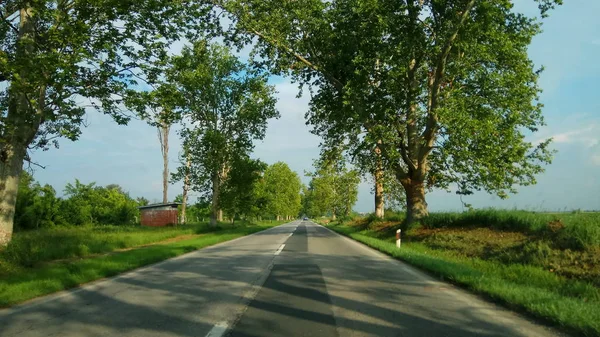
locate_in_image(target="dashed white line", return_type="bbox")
[288,232,294,237]
[205,321,228,337]
[274,244,286,255]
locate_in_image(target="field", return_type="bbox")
[324,210,600,336]
[0,220,284,307]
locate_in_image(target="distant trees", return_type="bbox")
[303,157,360,219]
[14,172,142,230]
[262,162,302,220]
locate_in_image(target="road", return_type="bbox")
[0,221,565,337]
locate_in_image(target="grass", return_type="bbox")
[0,220,284,308]
[323,210,600,336]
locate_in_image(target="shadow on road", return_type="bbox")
[0,223,560,337]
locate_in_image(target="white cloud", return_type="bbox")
[534,124,599,148]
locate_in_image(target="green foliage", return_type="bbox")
[0,0,212,150]
[303,154,360,218]
[167,41,279,223]
[61,181,139,226]
[221,0,561,221]
[262,162,302,218]
[221,157,268,220]
[13,172,144,230]
[14,171,63,229]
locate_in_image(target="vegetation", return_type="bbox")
[302,154,360,219]
[324,209,600,336]
[0,220,284,307]
[261,162,303,220]
[15,172,141,230]
[165,41,279,226]
[219,0,561,225]
[0,0,214,245]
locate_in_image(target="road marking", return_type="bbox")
[205,321,228,337]
[275,244,286,255]
[288,232,294,237]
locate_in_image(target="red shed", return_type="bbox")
[138,203,181,227]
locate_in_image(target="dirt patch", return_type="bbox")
[406,226,600,287]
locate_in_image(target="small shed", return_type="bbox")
[138,203,181,227]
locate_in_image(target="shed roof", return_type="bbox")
[137,202,181,210]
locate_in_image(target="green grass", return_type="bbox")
[325,222,600,337]
[0,221,283,307]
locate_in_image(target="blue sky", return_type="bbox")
[31,1,600,212]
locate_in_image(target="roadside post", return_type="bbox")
[396,229,401,248]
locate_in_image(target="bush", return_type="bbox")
[558,218,600,251]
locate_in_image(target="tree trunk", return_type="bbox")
[180,152,191,224]
[158,122,170,204]
[331,210,336,221]
[0,7,39,246]
[401,178,429,227]
[374,144,385,218]
[0,142,27,246]
[210,172,220,227]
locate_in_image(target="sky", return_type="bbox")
[30,1,600,212]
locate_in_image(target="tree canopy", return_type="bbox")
[218,0,561,225]
[169,41,279,225]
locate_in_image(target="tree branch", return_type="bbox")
[419,0,476,162]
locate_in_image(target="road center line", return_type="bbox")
[275,244,286,255]
[288,232,294,237]
[205,321,228,337]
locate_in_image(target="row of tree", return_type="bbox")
[0,0,560,244]
[15,172,141,230]
[13,160,303,231]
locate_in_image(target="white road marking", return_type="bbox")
[205,321,228,337]
[275,244,286,255]
[288,232,294,237]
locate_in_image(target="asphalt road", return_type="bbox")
[0,221,566,337]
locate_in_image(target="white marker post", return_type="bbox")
[396,229,402,248]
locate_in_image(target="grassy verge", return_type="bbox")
[324,219,600,336]
[0,221,284,308]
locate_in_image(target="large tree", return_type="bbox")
[170,41,279,226]
[219,0,560,225]
[0,0,213,244]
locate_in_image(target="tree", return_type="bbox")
[60,181,138,226]
[0,1,215,245]
[170,41,279,226]
[126,83,182,204]
[180,148,192,224]
[219,0,560,226]
[305,157,360,219]
[263,162,302,220]
[221,156,267,221]
[14,171,62,230]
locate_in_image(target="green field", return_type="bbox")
[0,220,284,307]
[324,210,600,336]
